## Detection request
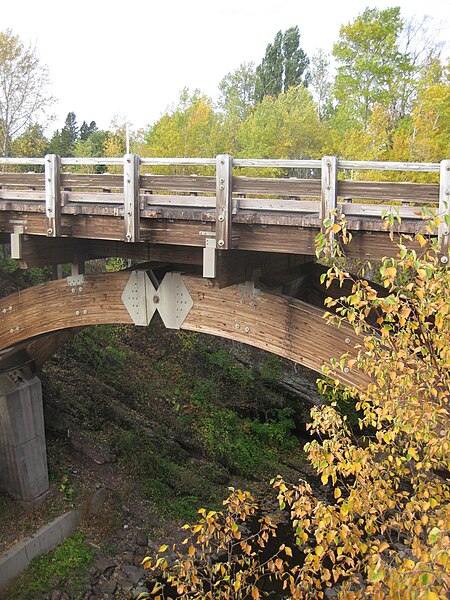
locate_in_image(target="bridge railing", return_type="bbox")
[0,154,448,258]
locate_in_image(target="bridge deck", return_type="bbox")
[0,155,448,270]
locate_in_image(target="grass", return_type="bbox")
[0,532,93,600]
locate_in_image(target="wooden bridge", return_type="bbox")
[0,153,448,504]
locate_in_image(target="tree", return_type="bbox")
[11,123,47,158]
[332,7,412,131]
[309,49,333,122]
[255,26,309,102]
[144,89,218,171]
[218,62,256,122]
[0,29,53,156]
[47,112,79,156]
[237,86,325,160]
[79,120,98,141]
[143,214,450,598]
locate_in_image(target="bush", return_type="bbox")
[145,214,450,598]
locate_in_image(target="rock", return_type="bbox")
[94,557,116,576]
[133,587,149,599]
[134,554,145,567]
[116,579,133,592]
[122,550,134,564]
[123,564,145,584]
[136,531,148,547]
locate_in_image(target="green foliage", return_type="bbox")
[194,405,295,477]
[204,348,254,388]
[255,26,309,102]
[69,325,130,378]
[259,355,283,382]
[5,532,92,598]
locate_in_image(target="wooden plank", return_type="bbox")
[233,158,321,169]
[60,173,123,189]
[0,173,45,187]
[0,190,45,201]
[64,192,123,204]
[337,180,439,203]
[233,176,321,196]
[45,154,61,237]
[341,203,425,219]
[339,160,439,173]
[140,174,215,193]
[140,157,216,166]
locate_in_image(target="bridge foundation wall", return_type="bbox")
[0,377,49,507]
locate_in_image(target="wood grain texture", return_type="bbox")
[0,273,367,388]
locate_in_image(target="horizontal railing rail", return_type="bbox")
[0,154,448,260]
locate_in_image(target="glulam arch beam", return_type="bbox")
[0,273,367,388]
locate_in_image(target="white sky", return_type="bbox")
[3,0,450,134]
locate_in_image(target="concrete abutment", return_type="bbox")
[0,377,49,507]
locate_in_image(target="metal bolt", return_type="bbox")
[75,310,80,316]
[79,287,83,292]
[220,184,225,190]
[83,309,88,315]
[218,240,225,247]
[126,233,132,240]
[235,323,240,329]
[345,337,351,344]
[220,178,224,183]
[220,159,225,165]
[47,228,53,235]
[244,326,250,333]
[48,208,53,213]
[153,295,160,304]
[440,255,449,264]
[344,367,350,373]
[218,215,224,222]
[127,179,131,184]
[71,288,76,294]
[239,299,244,304]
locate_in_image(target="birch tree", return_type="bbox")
[0,30,53,156]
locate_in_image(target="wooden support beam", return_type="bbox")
[123,154,140,242]
[45,154,61,237]
[216,154,233,249]
[0,273,368,389]
[320,155,337,237]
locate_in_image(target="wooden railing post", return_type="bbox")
[438,159,450,263]
[124,154,140,242]
[216,154,233,249]
[45,154,61,237]
[320,155,338,231]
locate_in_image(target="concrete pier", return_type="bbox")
[0,377,49,506]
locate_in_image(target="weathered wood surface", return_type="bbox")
[0,273,367,388]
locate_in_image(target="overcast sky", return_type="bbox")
[3,0,450,134]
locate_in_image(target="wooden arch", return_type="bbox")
[0,272,367,388]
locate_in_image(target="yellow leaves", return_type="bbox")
[251,586,260,599]
[334,487,342,500]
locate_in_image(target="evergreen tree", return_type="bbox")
[255,26,309,102]
[79,120,98,141]
[47,112,79,156]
